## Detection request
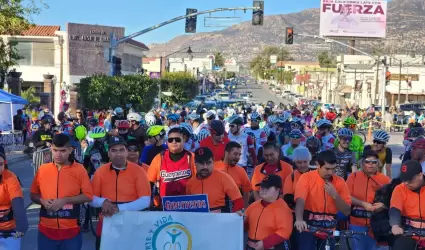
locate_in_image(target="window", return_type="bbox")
[122,53,142,72]
[14,41,54,66]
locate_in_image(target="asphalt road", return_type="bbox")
[236,82,292,106]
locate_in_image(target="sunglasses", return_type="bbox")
[128,145,139,152]
[340,137,352,142]
[290,135,301,139]
[168,137,182,143]
[229,124,236,128]
[373,140,385,145]
[364,159,379,165]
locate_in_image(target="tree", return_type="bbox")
[250,46,292,79]
[318,51,336,68]
[214,52,225,67]
[21,86,40,103]
[160,72,199,105]
[0,0,47,89]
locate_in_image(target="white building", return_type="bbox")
[1,24,149,115]
[168,57,213,75]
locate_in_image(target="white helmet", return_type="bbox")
[145,112,157,126]
[206,110,216,119]
[227,108,236,117]
[127,112,142,122]
[316,119,332,128]
[217,109,225,118]
[197,129,210,141]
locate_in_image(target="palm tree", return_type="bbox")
[21,86,40,103]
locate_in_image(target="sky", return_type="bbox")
[32,0,320,45]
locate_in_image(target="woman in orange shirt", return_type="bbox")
[346,151,391,250]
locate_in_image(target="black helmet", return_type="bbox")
[210,120,225,135]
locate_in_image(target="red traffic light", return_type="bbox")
[385,71,391,79]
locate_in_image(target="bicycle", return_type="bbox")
[395,230,425,250]
[307,225,367,250]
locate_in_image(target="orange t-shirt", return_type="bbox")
[186,169,242,212]
[391,184,425,232]
[346,171,390,226]
[0,169,23,231]
[199,136,230,162]
[214,161,251,193]
[294,170,351,229]
[251,161,293,192]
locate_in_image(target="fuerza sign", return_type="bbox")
[101,211,243,250]
[162,194,209,212]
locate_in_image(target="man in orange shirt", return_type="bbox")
[200,120,230,162]
[186,147,244,213]
[294,150,351,250]
[390,160,425,250]
[251,142,293,201]
[30,134,93,250]
[91,136,151,250]
[214,141,251,208]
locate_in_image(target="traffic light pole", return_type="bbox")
[108,6,261,76]
[295,33,387,119]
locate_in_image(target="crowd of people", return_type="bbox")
[0,101,424,250]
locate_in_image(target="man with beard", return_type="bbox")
[227,115,257,169]
[186,147,244,214]
[214,142,251,208]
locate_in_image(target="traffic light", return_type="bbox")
[385,70,391,85]
[112,56,122,76]
[285,27,294,45]
[252,1,264,26]
[185,8,198,33]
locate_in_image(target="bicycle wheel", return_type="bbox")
[356,132,366,144]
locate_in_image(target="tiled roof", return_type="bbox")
[125,39,149,51]
[142,57,157,64]
[21,25,61,37]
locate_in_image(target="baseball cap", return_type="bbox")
[362,150,379,159]
[108,136,127,147]
[399,160,423,182]
[255,174,283,189]
[194,147,213,164]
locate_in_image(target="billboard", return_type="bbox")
[319,0,387,38]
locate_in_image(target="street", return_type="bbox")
[7,81,405,250]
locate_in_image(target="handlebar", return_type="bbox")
[398,230,425,237]
[307,225,368,237]
[0,232,16,238]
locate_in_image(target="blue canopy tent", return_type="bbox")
[0,89,29,131]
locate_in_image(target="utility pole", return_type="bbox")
[325,67,329,102]
[398,60,402,105]
[374,56,380,105]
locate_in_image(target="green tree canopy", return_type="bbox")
[250,46,292,80]
[214,52,224,67]
[21,86,40,103]
[318,51,336,68]
[160,72,199,105]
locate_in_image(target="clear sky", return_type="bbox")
[32,0,320,45]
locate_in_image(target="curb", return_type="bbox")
[7,154,31,165]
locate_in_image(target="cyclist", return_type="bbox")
[83,126,109,176]
[32,118,53,150]
[30,134,93,249]
[401,127,425,163]
[390,160,425,250]
[364,130,392,177]
[214,142,252,208]
[199,120,230,162]
[245,175,293,250]
[294,150,351,250]
[251,142,293,201]
[333,128,357,180]
[127,112,147,150]
[0,152,28,249]
[187,113,202,135]
[165,113,180,133]
[281,129,306,160]
[334,117,364,161]
[144,112,157,127]
[140,125,167,165]
[147,127,195,209]
[315,119,335,151]
[116,120,130,141]
[179,122,198,152]
[305,136,321,168]
[91,135,151,250]
[186,147,244,213]
[111,107,126,129]
[245,112,268,159]
[227,115,257,169]
[346,151,391,250]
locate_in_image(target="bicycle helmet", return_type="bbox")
[316,119,332,128]
[373,130,390,143]
[31,123,40,130]
[75,125,87,141]
[210,120,225,135]
[206,110,216,120]
[187,113,200,121]
[281,113,291,123]
[147,125,165,137]
[180,123,193,136]
[217,109,225,118]
[197,129,210,141]
[228,115,243,125]
[145,113,157,126]
[337,128,354,138]
[114,107,124,115]
[267,115,277,124]
[263,126,271,137]
[89,118,98,127]
[343,117,357,126]
[167,113,180,122]
[306,136,321,151]
[127,112,142,122]
[289,129,303,137]
[90,126,106,139]
[117,120,130,129]
[249,112,261,121]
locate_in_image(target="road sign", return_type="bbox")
[270,55,277,64]
[389,74,419,81]
[213,66,222,71]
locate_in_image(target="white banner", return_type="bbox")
[101,211,243,250]
[319,0,387,38]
